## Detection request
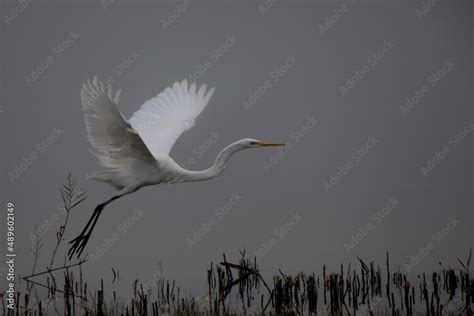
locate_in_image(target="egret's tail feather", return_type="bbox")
[86,171,124,190]
[87,170,115,181]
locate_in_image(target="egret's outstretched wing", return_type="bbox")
[81,77,156,169]
[128,79,215,157]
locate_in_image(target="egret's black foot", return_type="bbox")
[68,203,104,260]
[68,231,92,260]
[67,196,120,260]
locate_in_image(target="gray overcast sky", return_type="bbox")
[1,0,473,297]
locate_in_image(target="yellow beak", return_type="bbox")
[255,140,285,147]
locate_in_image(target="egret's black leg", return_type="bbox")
[68,202,105,259]
[68,196,121,260]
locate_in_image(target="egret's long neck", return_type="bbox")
[181,142,244,182]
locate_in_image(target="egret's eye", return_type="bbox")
[250,141,257,145]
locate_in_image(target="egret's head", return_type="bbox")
[242,138,285,148]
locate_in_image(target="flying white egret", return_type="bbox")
[68,77,284,259]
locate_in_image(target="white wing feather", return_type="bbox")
[81,76,156,169]
[129,79,215,157]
